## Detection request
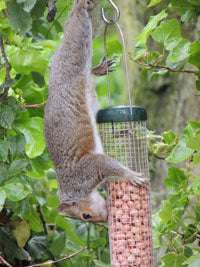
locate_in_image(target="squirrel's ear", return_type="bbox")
[57,202,74,212]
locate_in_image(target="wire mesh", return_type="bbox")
[98,121,154,267]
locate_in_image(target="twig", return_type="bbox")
[46,0,57,22]
[25,246,88,267]
[135,60,196,74]
[0,35,11,101]
[36,205,48,235]
[0,253,12,267]
[23,103,45,108]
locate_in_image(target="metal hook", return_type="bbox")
[101,0,120,25]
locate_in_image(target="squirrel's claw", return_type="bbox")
[91,57,116,76]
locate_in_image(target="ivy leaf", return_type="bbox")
[183,253,200,266]
[162,130,176,145]
[161,252,186,267]
[148,0,162,7]
[136,9,168,44]
[166,125,194,163]
[0,105,15,129]
[164,167,187,194]
[187,135,200,151]
[168,39,191,62]
[0,140,8,161]
[3,182,31,201]
[0,190,6,211]
[159,200,173,223]
[11,220,30,248]
[14,117,45,158]
[10,49,48,75]
[193,153,200,164]
[6,0,32,33]
[151,19,181,50]
[134,43,147,60]
[189,40,200,69]
[7,159,28,177]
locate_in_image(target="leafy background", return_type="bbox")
[0,0,200,266]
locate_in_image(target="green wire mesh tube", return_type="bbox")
[97,106,154,267]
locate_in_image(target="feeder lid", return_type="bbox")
[96,105,147,123]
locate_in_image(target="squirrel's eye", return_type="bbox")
[82,213,91,220]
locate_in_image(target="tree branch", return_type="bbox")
[0,253,12,267]
[25,246,88,267]
[0,35,11,101]
[135,60,196,74]
[37,205,48,235]
[23,103,46,108]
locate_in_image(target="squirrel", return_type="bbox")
[44,0,148,223]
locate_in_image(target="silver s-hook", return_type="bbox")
[101,0,120,24]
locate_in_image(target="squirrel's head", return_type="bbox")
[57,190,107,222]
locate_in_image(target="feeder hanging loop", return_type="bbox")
[101,0,120,24]
[101,0,132,114]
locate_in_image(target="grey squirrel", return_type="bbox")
[44,0,147,222]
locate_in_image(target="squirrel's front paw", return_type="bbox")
[126,172,149,186]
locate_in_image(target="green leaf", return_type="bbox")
[6,0,32,33]
[183,253,200,266]
[3,182,31,201]
[162,130,176,145]
[193,153,200,164]
[0,1,6,11]
[166,125,194,163]
[22,0,36,12]
[0,140,8,161]
[28,207,44,232]
[0,190,6,211]
[8,159,28,177]
[136,9,168,44]
[161,252,186,267]
[10,49,48,75]
[50,231,67,256]
[106,40,123,64]
[134,42,147,60]
[0,228,30,260]
[187,135,200,151]
[55,216,85,246]
[151,19,181,50]
[7,135,16,155]
[189,40,200,68]
[164,167,187,194]
[16,135,26,156]
[27,236,48,259]
[159,200,173,223]
[14,117,45,158]
[0,105,15,129]
[168,39,191,62]
[148,0,162,7]
[11,220,30,248]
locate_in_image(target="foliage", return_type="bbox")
[139,0,200,266]
[0,0,122,266]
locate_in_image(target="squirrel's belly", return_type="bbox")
[86,91,104,154]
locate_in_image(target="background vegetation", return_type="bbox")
[0,0,200,266]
